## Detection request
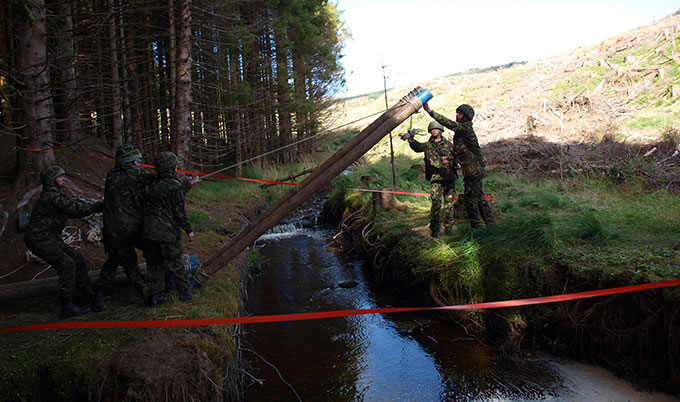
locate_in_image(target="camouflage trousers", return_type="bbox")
[144,240,190,295]
[98,239,146,291]
[25,236,91,298]
[430,181,456,234]
[463,175,495,227]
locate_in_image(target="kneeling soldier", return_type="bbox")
[24,164,104,318]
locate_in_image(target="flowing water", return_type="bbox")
[241,199,679,402]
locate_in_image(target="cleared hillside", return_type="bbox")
[330,12,680,183]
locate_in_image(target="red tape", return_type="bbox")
[18,146,461,196]
[2,279,678,333]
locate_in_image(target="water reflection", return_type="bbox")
[242,220,567,401]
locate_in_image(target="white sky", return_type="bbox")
[335,0,680,97]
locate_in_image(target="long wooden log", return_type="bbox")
[199,88,431,278]
[0,269,132,302]
[200,95,397,270]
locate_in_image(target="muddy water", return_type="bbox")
[241,203,679,402]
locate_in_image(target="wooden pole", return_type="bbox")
[199,88,429,278]
[0,269,132,302]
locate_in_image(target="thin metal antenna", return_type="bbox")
[382,59,397,189]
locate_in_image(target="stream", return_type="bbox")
[241,199,679,402]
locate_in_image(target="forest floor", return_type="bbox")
[0,145,270,401]
[1,11,680,401]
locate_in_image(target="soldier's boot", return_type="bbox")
[60,297,90,318]
[444,226,454,236]
[133,280,150,305]
[179,289,197,302]
[148,293,169,308]
[165,275,176,292]
[91,287,108,313]
[77,284,96,305]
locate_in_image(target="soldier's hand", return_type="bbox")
[398,132,412,141]
[423,102,432,114]
[190,173,201,186]
[188,232,195,241]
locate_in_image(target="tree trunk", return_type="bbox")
[108,0,123,150]
[172,0,192,168]
[54,0,82,146]
[14,0,56,188]
[118,0,133,143]
[274,18,293,163]
[168,0,177,134]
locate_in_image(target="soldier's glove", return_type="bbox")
[398,128,423,140]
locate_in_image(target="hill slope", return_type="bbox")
[332,13,680,158]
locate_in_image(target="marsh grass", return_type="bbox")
[334,155,680,307]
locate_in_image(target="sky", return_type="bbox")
[335,0,680,97]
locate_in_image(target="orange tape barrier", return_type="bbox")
[18,145,478,197]
[2,279,678,333]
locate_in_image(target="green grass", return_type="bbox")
[625,112,680,130]
[0,261,245,401]
[551,64,608,99]
[330,154,680,309]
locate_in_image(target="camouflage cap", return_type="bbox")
[116,144,142,164]
[456,104,475,121]
[154,151,178,173]
[40,164,66,186]
[428,120,445,133]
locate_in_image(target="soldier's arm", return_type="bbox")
[409,140,425,153]
[52,192,103,218]
[138,167,156,184]
[170,186,193,236]
[429,110,460,132]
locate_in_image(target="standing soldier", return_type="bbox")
[404,121,458,237]
[142,151,200,306]
[92,144,154,312]
[24,164,104,318]
[424,102,495,227]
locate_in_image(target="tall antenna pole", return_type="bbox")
[382,60,397,189]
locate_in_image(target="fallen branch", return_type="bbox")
[260,168,314,188]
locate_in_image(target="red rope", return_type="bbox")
[2,279,678,332]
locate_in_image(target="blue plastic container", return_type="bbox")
[416,88,433,105]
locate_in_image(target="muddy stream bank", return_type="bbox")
[238,198,678,401]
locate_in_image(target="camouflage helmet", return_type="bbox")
[428,120,445,133]
[116,144,142,164]
[456,104,475,121]
[40,164,66,186]
[154,151,178,173]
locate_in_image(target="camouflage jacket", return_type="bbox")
[25,185,103,241]
[430,110,486,177]
[409,135,457,182]
[142,172,192,243]
[103,163,155,244]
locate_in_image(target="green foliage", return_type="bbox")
[188,209,214,232]
[190,179,264,205]
[316,129,358,152]
[333,151,680,315]
[551,64,607,99]
[564,211,616,246]
[625,112,680,130]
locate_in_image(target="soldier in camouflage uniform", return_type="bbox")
[142,151,200,306]
[424,102,495,227]
[24,164,104,318]
[406,120,458,237]
[92,144,154,312]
